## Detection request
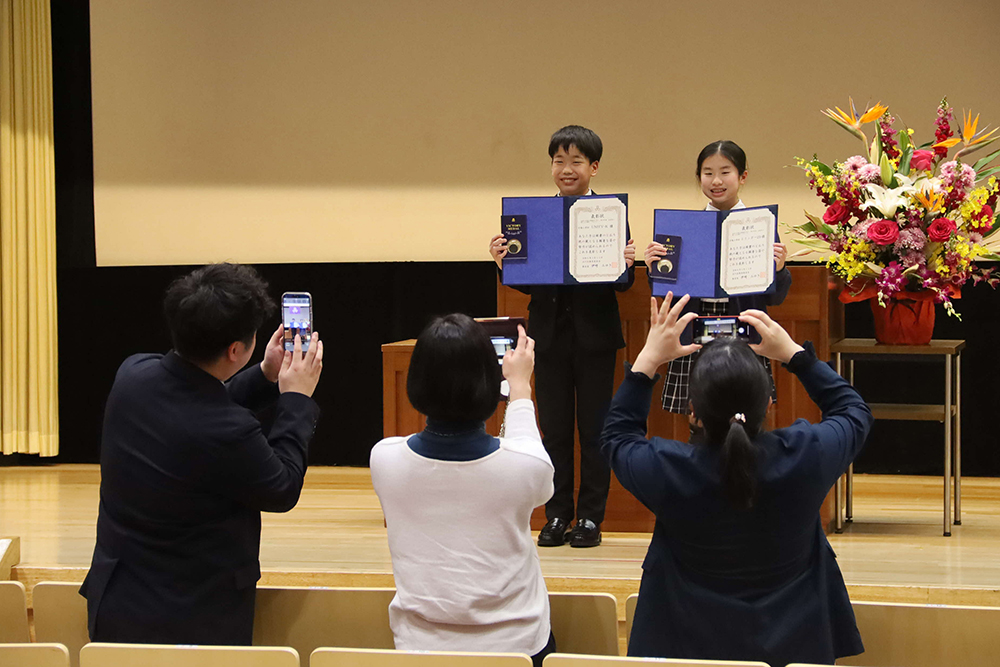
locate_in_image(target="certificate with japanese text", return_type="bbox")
[568,197,627,283]
[719,207,776,295]
[500,194,630,286]
[650,205,779,298]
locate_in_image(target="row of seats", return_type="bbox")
[0,643,838,667]
[4,581,1000,666]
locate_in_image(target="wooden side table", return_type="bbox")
[831,338,964,536]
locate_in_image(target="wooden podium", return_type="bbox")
[382,265,843,532]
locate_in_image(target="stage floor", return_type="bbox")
[3,465,999,609]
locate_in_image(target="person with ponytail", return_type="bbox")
[601,292,873,667]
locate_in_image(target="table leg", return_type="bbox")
[944,352,953,537]
[955,351,962,525]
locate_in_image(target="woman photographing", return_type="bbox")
[602,293,873,667]
[371,315,556,666]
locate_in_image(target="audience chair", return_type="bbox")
[624,594,637,651]
[79,643,299,667]
[543,655,769,666]
[31,582,90,667]
[548,592,619,656]
[0,643,70,667]
[0,580,30,643]
[838,600,1000,667]
[254,586,396,666]
[310,647,532,666]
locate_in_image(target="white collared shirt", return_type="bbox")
[702,200,745,303]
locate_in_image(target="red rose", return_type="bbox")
[910,149,935,172]
[866,220,900,245]
[822,200,851,225]
[927,218,957,243]
[868,220,899,245]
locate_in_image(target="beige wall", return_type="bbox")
[90,0,1000,266]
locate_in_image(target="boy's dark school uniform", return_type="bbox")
[499,207,634,523]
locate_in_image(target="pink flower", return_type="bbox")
[910,150,935,172]
[927,218,956,243]
[877,261,906,300]
[894,227,927,252]
[842,155,868,173]
[823,200,851,225]
[867,220,900,245]
[940,161,975,191]
[899,249,926,268]
[858,164,882,183]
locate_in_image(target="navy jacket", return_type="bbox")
[602,345,872,666]
[80,352,319,644]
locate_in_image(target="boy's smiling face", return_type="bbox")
[551,144,598,196]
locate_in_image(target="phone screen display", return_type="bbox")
[491,336,514,364]
[282,293,312,352]
[692,317,750,344]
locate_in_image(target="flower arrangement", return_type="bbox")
[793,97,1000,317]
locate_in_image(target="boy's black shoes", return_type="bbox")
[569,519,602,548]
[537,517,572,546]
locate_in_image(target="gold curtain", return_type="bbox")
[0,0,58,456]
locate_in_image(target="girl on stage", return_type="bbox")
[644,140,791,415]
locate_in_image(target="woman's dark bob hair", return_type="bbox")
[406,314,503,423]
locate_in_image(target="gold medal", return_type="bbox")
[657,259,673,273]
[507,239,522,255]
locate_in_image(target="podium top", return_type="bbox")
[831,338,966,355]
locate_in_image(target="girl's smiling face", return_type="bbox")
[699,152,747,210]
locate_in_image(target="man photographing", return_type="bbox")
[80,263,323,644]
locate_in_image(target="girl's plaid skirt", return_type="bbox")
[661,300,777,414]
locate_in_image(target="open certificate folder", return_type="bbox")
[500,194,630,286]
[650,205,779,298]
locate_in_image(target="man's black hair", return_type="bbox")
[548,125,603,163]
[163,263,276,363]
[406,314,502,423]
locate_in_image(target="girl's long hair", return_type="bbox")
[689,337,770,510]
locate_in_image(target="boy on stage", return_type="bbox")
[489,125,635,547]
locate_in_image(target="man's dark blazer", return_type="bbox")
[79,352,319,645]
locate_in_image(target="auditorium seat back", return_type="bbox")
[0,643,70,667]
[624,594,637,650]
[0,580,29,643]
[79,643,299,667]
[543,655,769,666]
[310,647,532,666]
[253,586,396,666]
[549,592,619,656]
[31,582,89,667]
[839,600,1000,667]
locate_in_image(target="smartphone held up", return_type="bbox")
[281,292,313,352]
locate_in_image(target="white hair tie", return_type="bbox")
[730,413,746,425]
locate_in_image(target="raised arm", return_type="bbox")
[740,309,872,484]
[603,293,701,511]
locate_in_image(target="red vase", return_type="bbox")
[870,292,936,345]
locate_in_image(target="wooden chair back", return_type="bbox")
[0,644,70,667]
[79,643,299,667]
[31,582,90,667]
[0,581,29,643]
[310,647,531,667]
[253,586,396,666]
[839,600,1000,667]
[548,592,619,656]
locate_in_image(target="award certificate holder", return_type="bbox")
[500,194,630,286]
